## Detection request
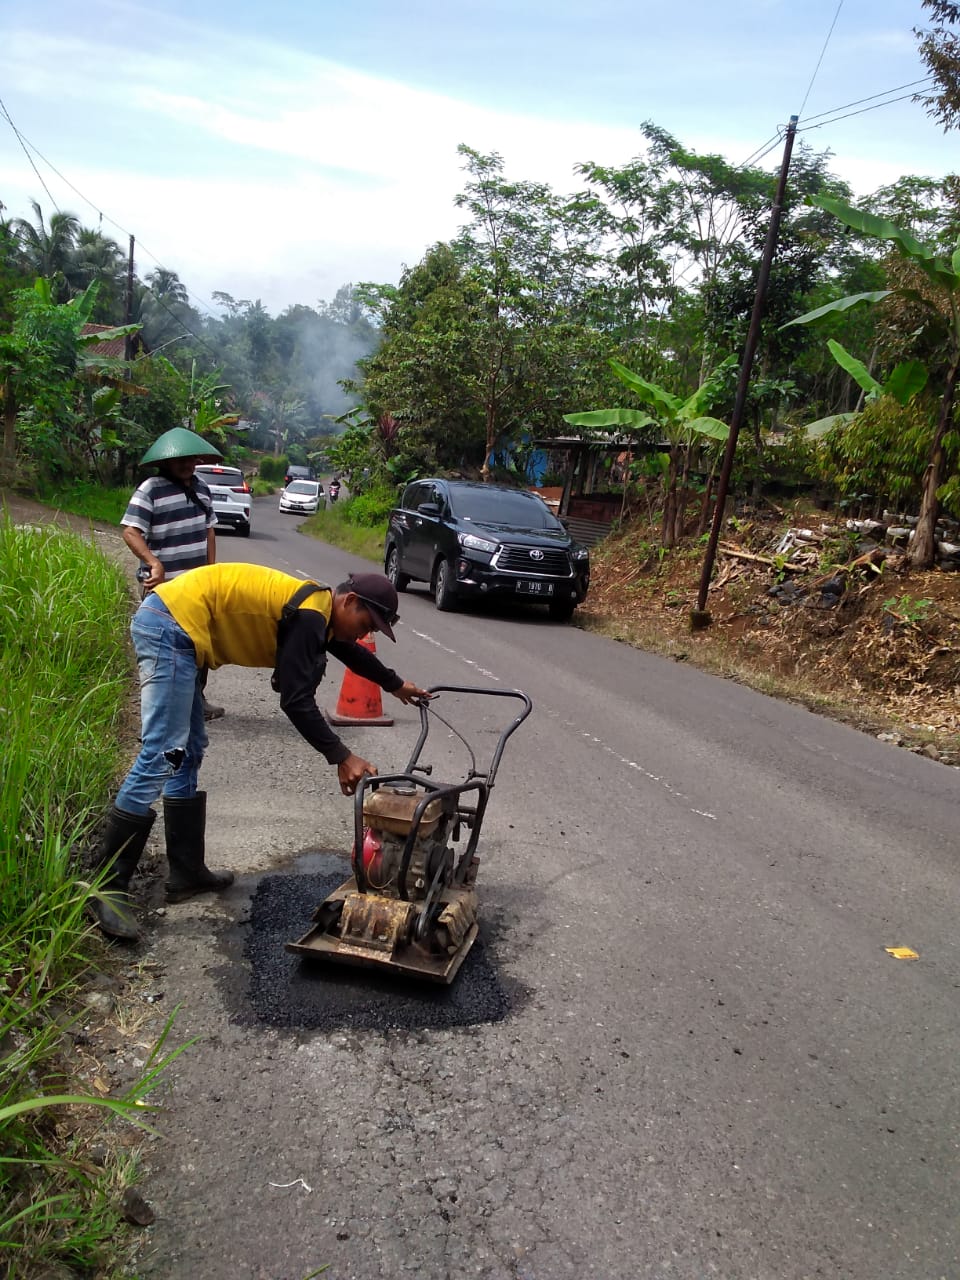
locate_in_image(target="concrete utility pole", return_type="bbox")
[124,234,135,362]
[691,115,799,627]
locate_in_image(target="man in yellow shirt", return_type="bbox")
[91,564,429,941]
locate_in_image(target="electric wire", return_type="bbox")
[797,0,844,119]
[800,76,936,125]
[797,90,931,132]
[0,94,62,216]
[0,98,221,320]
[0,95,227,361]
[737,131,784,170]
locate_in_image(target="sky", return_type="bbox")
[0,0,956,316]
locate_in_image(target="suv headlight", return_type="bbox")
[460,532,498,553]
[572,547,590,561]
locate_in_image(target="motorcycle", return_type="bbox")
[328,480,341,504]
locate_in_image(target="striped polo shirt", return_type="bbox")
[122,475,217,578]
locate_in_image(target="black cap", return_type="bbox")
[347,573,399,642]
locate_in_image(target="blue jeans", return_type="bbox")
[115,598,208,816]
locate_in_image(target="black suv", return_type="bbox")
[384,479,590,621]
[284,464,315,485]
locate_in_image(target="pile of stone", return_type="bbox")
[849,512,960,571]
[763,511,960,611]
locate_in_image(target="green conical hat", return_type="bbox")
[140,428,223,465]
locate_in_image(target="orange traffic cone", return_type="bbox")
[328,634,394,726]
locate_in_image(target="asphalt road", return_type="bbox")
[132,495,960,1280]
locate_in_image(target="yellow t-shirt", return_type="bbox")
[154,563,331,670]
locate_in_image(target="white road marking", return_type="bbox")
[407,627,501,682]
[404,625,716,823]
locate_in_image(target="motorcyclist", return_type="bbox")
[328,476,341,503]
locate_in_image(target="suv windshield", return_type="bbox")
[449,487,560,530]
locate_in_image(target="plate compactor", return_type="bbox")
[286,685,532,983]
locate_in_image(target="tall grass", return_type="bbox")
[38,481,131,525]
[0,515,180,1273]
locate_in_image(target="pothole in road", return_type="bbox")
[218,851,516,1032]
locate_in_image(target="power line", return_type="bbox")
[797,89,933,133]
[800,76,935,125]
[798,0,844,119]
[0,96,222,319]
[0,94,226,361]
[0,94,62,216]
[737,131,785,170]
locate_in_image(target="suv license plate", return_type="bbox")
[516,580,554,596]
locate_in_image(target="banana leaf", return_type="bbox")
[562,408,656,429]
[827,339,881,398]
[808,195,958,289]
[781,291,891,328]
[803,412,854,438]
[683,415,729,442]
[885,360,928,406]
[608,359,683,415]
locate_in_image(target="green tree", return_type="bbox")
[915,0,960,130]
[71,229,127,322]
[786,194,960,565]
[0,279,140,479]
[12,202,80,299]
[353,149,610,481]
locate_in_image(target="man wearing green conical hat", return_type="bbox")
[122,427,226,721]
[122,427,222,587]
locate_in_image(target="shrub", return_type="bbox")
[258,455,287,484]
[344,486,396,528]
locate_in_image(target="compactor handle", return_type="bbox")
[410,685,532,787]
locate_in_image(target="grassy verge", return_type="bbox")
[300,501,387,564]
[0,515,181,1274]
[38,481,131,525]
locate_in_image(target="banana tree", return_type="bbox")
[785,194,960,566]
[1,277,141,467]
[803,340,928,438]
[564,356,733,546]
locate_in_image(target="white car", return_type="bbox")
[279,479,324,515]
[195,464,253,538]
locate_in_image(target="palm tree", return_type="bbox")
[71,228,126,321]
[139,267,196,347]
[12,200,80,297]
[145,267,189,306]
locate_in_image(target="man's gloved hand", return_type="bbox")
[337,752,376,796]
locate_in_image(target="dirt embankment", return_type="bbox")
[580,504,960,766]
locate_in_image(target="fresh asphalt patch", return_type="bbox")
[220,854,515,1032]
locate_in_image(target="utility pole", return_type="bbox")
[124,234,135,362]
[691,115,798,627]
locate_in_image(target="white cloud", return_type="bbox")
[1,4,956,313]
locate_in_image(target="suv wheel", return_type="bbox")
[548,599,575,621]
[433,558,457,612]
[238,522,251,538]
[385,546,410,592]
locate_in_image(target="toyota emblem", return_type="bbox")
[529,549,544,560]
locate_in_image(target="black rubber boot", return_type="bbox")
[163,792,234,903]
[90,806,156,941]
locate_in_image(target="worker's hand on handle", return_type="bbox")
[390,681,433,705]
[338,752,376,796]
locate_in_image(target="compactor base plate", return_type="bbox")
[285,878,478,984]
